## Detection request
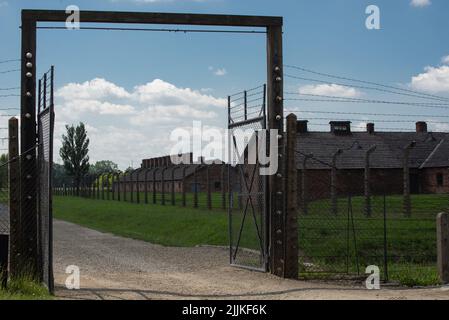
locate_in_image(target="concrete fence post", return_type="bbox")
[285,114,299,278]
[364,145,377,217]
[437,212,449,284]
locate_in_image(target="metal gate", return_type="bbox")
[228,85,268,271]
[37,67,55,292]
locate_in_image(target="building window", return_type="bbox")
[214,181,221,190]
[436,173,444,187]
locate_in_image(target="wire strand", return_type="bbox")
[36,26,266,34]
[284,64,449,102]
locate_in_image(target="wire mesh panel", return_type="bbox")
[228,85,268,271]
[37,67,54,292]
[0,156,9,236]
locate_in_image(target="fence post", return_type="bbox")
[9,117,21,278]
[221,165,226,210]
[194,166,198,208]
[144,169,149,204]
[403,141,415,217]
[207,165,212,210]
[153,168,157,204]
[331,149,342,215]
[284,114,298,279]
[161,167,167,205]
[182,167,187,207]
[136,169,140,204]
[171,167,176,206]
[437,212,449,284]
[364,145,377,217]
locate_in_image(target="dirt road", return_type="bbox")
[54,220,449,300]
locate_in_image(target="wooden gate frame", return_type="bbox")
[20,9,295,278]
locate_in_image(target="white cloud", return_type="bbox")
[442,55,449,65]
[410,65,449,94]
[209,66,227,77]
[410,0,431,7]
[54,78,227,169]
[298,83,361,98]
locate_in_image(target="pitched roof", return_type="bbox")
[296,131,449,170]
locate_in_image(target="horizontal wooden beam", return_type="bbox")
[22,10,282,27]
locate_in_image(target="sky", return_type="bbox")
[0,0,449,169]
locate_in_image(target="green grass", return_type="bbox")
[0,277,52,300]
[298,193,447,286]
[54,196,233,247]
[53,193,446,287]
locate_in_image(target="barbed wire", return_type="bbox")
[284,64,449,102]
[284,73,449,102]
[284,109,449,119]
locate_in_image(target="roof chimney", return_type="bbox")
[296,120,308,133]
[330,121,351,135]
[416,121,427,133]
[367,123,375,134]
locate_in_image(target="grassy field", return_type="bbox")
[53,193,446,286]
[53,196,232,247]
[0,278,52,300]
[298,194,447,286]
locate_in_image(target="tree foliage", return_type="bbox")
[59,123,90,193]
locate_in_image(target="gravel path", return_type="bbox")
[54,220,449,300]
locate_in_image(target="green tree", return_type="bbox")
[59,123,90,195]
[90,160,119,175]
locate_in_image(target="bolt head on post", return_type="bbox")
[25,52,33,59]
[26,72,32,78]
[26,62,33,68]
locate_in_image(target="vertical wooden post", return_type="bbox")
[20,15,38,278]
[9,117,20,277]
[285,114,298,278]
[437,212,449,284]
[267,24,284,276]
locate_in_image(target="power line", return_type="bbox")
[0,69,20,75]
[284,96,449,110]
[284,64,449,102]
[36,26,267,34]
[285,74,449,102]
[0,94,20,98]
[297,117,449,125]
[284,109,449,119]
[0,59,20,64]
[0,87,19,91]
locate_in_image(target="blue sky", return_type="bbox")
[0,0,448,168]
